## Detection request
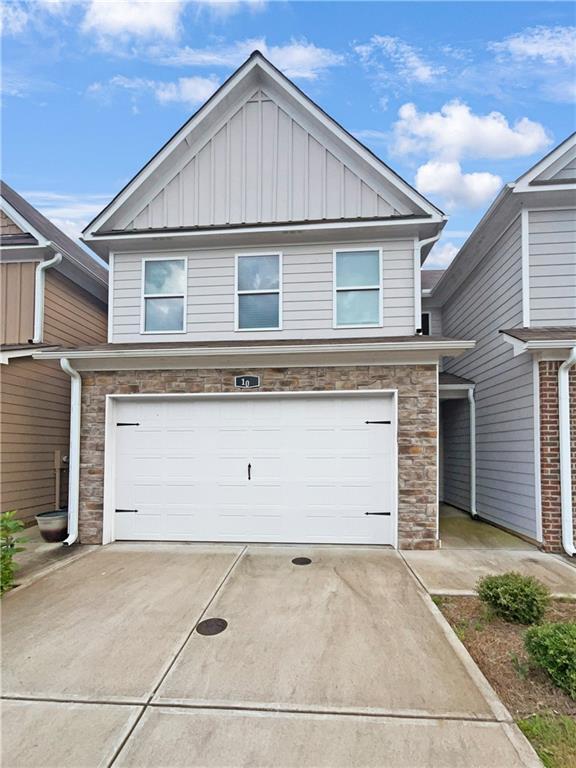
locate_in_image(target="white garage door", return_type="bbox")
[113,393,396,545]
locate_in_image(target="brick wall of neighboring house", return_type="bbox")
[539,361,576,552]
[78,365,438,550]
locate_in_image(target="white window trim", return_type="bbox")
[234,252,283,332]
[333,247,383,329]
[140,255,188,335]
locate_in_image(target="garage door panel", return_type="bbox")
[113,394,396,545]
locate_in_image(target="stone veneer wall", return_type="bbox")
[539,361,576,552]
[79,365,438,549]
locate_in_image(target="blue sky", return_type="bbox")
[2,1,575,268]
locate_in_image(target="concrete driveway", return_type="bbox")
[2,544,539,768]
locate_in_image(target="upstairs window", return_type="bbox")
[236,254,281,330]
[334,249,382,327]
[420,312,431,336]
[142,258,186,333]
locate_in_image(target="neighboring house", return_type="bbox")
[36,52,473,550]
[0,182,108,523]
[423,133,576,555]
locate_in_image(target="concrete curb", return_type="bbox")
[5,545,98,598]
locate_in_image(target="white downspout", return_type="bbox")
[467,387,477,518]
[33,249,62,343]
[414,232,442,333]
[60,358,81,546]
[559,346,576,556]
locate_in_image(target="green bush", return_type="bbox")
[1,511,27,595]
[525,622,576,699]
[476,571,550,624]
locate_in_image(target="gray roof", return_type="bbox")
[500,326,576,342]
[421,270,445,291]
[1,180,107,286]
[35,335,467,355]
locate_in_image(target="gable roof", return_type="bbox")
[514,132,576,190]
[1,181,108,289]
[84,51,443,239]
[428,132,576,304]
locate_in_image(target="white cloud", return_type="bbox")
[352,129,389,145]
[490,26,576,65]
[0,3,29,36]
[194,0,265,16]
[425,241,460,269]
[23,191,112,241]
[81,0,185,46]
[415,160,502,209]
[355,35,444,85]
[161,38,344,80]
[88,73,220,108]
[154,75,221,105]
[393,100,552,160]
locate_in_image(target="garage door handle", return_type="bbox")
[364,512,391,516]
[248,463,251,481]
[365,420,391,424]
[116,509,138,513]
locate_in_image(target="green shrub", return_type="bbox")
[1,511,27,595]
[476,571,550,624]
[525,622,576,699]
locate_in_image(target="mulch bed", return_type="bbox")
[438,596,576,718]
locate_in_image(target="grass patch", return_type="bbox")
[517,714,576,768]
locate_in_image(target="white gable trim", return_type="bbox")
[514,133,576,191]
[84,53,443,238]
[0,198,49,246]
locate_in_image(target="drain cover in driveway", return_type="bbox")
[291,557,312,566]
[196,618,228,636]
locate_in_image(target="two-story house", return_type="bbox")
[37,52,473,550]
[423,133,576,555]
[1,182,108,523]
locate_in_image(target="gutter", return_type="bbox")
[559,346,576,556]
[60,358,81,546]
[33,248,62,343]
[467,388,477,518]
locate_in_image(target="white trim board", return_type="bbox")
[102,388,400,548]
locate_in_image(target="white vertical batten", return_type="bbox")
[532,356,543,542]
[559,346,576,556]
[60,357,81,546]
[521,207,531,327]
[33,249,62,343]
[107,252,114,343]
[467,387,477,516]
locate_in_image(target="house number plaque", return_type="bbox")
[235,375,260,389]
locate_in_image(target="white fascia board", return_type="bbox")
[501,333,576,357]
[0,349,34,364]
[85,216,441,245]
[514,134,576,189]
[35,339,474,362]
[0,198,49,246]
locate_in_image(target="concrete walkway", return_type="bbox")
[12,524,95,587]
[2,544,540,768]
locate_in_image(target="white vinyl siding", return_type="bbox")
[111,239,415,342]
[442,217,537,540]
[528,209,576,326]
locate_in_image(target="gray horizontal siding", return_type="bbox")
[529,208,576,326]
[442,216,537,540]
[421,299,442,335]
[441,399,470,511]
[112,239,415,342]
